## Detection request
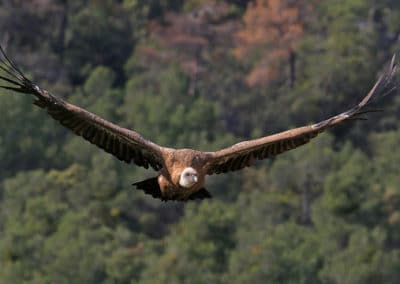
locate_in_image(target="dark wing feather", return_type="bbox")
[0,46,164,171]
[206,55,397,175]
[132,177,163,199]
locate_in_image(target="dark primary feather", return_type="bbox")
[0,46,164,171]
[133,177,163,199]
[206,55,398,175]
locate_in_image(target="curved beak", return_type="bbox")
[193,176,198,183]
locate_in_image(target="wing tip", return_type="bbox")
[390,53,397,70]
[0,45,36,95]
[358,53,398,108]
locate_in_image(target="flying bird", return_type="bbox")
[0,47,397,201]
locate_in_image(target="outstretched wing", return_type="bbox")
[206,56,397,175]
[0,46,164,171]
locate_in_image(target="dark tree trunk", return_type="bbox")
[289,49,296,89]
[55,0,68,55]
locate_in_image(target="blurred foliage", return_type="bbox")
[1,0,400,283]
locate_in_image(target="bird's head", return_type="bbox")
[179,167,199,188]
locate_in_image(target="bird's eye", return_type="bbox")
[185,172,190,177]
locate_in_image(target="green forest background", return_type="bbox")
[1,0,400,283]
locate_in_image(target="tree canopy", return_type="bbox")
[1,0,400,283]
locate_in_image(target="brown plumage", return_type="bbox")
[0,46,397,201]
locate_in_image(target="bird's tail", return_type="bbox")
[0,45,38,95]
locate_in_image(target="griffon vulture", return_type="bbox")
[0,46,397,201]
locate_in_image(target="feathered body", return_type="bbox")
[0,46,397,201]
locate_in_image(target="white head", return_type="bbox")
[179,167,199,188]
